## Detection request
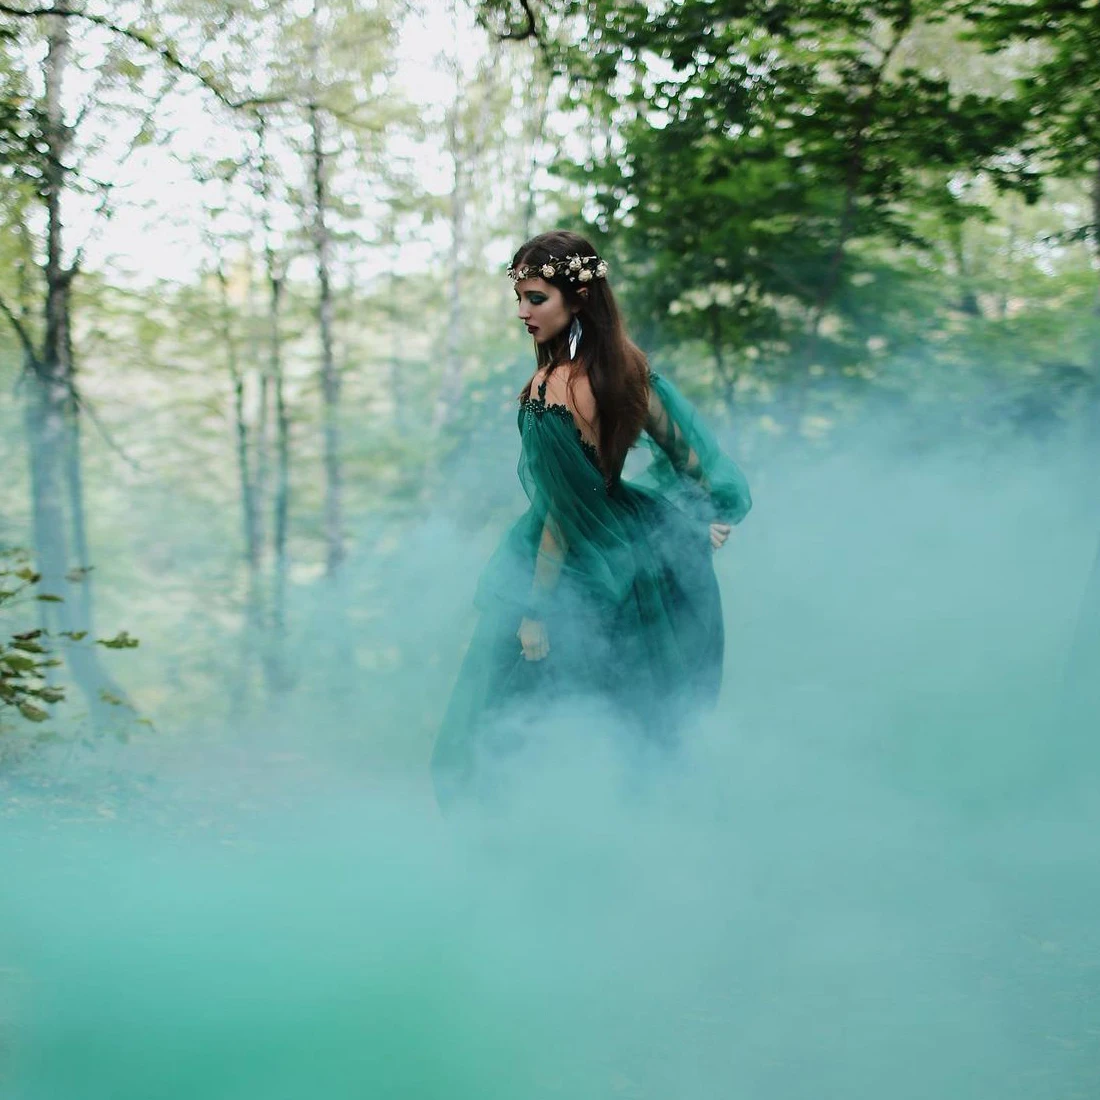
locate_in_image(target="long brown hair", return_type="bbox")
[513,229,649,481]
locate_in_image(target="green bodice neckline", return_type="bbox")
[519,377,602,469]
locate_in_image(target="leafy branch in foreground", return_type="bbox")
[0,549,141,741]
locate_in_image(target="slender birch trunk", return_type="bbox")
[1092,155,1100,318]
[250,113,290,690]
[30,9,126,722]
[216,262,260,570]
[519,72,550,244]
[433,60,501,431]
[267,250,291,688]
[308,93,344,575]
[432,106,467,431]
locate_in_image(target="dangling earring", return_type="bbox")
[568,315,582,360]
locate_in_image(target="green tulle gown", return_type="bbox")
[431,371,752,806]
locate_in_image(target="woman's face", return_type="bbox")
[514,277,574,345]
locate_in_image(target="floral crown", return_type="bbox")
[507,252,609,285]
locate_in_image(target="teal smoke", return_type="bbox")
[2,429,1099,1099]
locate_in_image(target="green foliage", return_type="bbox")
[546,3,1030,362]
[0,549,139,751]
[473,0,1100,442]
[960,0,1100,185]
[1,1,1098,760]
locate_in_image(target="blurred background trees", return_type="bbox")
[1,0,1098,749]
[480,0,1100,438]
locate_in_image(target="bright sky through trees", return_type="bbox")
[54,4,501,286]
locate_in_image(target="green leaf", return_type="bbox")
[14,568,40,583]
[60,630,88,641]
[12,639,46,654]
[1,654,36,673]
[18,702,49,723]
[97,631,139,650]
[36,593,63,602]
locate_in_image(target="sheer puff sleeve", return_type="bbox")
[641,371,752,525]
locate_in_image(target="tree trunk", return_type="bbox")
[807,26,908,339]
[949,219,980,316]
[433,106,466,431]
[251,111,292,693]
[272,283,289,627]
[268,267,292,694]
[519,76,550,244]
[215,262,260,570]
[385,224,406,436]
[1093,155,1100,318]
[432,58,504,431]
[1087,156,1100,445]
[708,302,736,409]
[787,25,908,438]
[248,247,269,562]
[25,377,72,637]
[33,9,127,725]
[64,376,93,624]
[215,257,263,719]
[263,259,289,631]
[308,97,344,575]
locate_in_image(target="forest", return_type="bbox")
[2,3,1100,1098]
[0,1,1098,785]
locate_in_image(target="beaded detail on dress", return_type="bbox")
[520,378,602,468]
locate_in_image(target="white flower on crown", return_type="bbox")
[541,263,555,278]
[578,268,593,282]
[595,261,608,278]
[568,255,583,271]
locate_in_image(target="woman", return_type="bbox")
[431,230,751,806]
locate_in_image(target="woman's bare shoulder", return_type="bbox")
[542,368,596,421]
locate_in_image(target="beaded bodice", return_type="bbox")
[519,377,602,469]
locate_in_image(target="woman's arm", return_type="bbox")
[518,515,565,661]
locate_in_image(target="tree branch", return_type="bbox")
[66,381,144,472]
[0,290,41,370]
[0,3,284,111]
[493,0,543,45]
[68,78,179,274]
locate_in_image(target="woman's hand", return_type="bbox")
[518,617,549,661]
[709,522,732,551]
